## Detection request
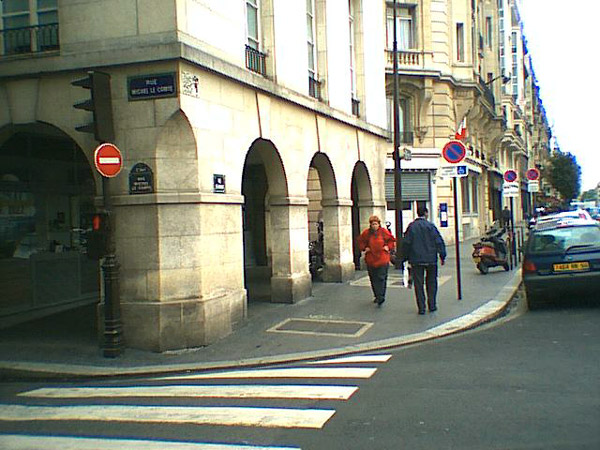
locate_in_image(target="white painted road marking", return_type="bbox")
[0,404,336,429]
[20,384,358,400]
[307,354,392,364]
[0,434,300,449]
[153,367,377,381]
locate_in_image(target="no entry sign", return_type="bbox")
[442,140,467,164]
[94,143,123,178]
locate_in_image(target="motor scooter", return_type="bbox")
[472,225,510,274]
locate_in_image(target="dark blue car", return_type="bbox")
[522,218,600,309]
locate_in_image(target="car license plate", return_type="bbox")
[553,262,590,272]
[473,257,481,263]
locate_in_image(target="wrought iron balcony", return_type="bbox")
[351,97,360,117]
[308,75,321,100]
[478,76,496,109]
[245,45,266,76]
[1,23,59,56]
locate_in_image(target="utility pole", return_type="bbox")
[392,0,404,270]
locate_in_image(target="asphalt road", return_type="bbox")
[0,294,598,450]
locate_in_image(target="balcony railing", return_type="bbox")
[245,45,266,76]
[478,76,496,109]
[351,97,360,117]
[1,23,59,56]
[308,75,321,100]
[385,49,421,67]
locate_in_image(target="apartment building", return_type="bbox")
[382,0,549,242]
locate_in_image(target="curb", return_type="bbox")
[0,270,522,380]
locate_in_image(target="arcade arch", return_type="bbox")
[0,123,99,326]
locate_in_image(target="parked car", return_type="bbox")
[522,218,600,309]
[533,209,592,227]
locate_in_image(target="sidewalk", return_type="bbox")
[0,238,522,379]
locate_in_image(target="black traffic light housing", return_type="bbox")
[72,71,115,143]
[86,212,110,260]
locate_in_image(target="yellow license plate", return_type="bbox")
[553,262,590,272]
[473,257,481,263]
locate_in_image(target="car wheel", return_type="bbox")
[503,262,510,271]
[477,261,489,274]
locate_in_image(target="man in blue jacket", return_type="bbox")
[403,206,447,315]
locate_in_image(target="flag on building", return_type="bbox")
[455,116,467,141]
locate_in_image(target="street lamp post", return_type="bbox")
[392,0,404,270]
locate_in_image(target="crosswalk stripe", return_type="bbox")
[307,354,392,364]
[0,404,336,429]
[20,384,358,400]
[153,367,377,381]
[0,434,300,449]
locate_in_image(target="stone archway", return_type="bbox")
[0,123,99,328]
[307,152,354,282]
[351,161,376,269]
[242,138,311,303]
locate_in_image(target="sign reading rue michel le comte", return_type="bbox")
[128,73,177,101]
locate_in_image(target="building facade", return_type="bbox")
[382,0,550,242]
[0,0,549,352]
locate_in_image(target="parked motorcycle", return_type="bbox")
[472,225,510,274]
[309,221,324,279]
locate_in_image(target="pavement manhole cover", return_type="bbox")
[267,318,373,337]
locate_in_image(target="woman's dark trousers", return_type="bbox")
[412,264,438,313]
[367,265,389,304]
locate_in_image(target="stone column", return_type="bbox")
[321,198,354,282]
[113,192,247,352]
[269,195,312,303]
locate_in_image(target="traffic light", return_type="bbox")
[86,212,109,260]
[72,71,115,143]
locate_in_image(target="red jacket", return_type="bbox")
[358,227,396,268]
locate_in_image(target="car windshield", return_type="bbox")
[529,225,600,254]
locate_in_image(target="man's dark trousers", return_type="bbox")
[412,263,438,312]
[367,265,389,304]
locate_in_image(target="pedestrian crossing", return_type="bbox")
[0,353,392,449]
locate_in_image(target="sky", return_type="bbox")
[517,0,599,192]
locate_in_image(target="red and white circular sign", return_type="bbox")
[526,168,540,181]
[94,143,122,178]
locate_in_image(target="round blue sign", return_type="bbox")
[442,140,466,164]
[504,170,517,182]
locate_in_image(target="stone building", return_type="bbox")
[0,0,392,351]
[0,0,549,352]
[381,0,549,242]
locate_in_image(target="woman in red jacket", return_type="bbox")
[358,215,396,306]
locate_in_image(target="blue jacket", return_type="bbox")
[403,217,446,265]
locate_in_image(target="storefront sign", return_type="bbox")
[128,73,177,101]
[129,163,154,194]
